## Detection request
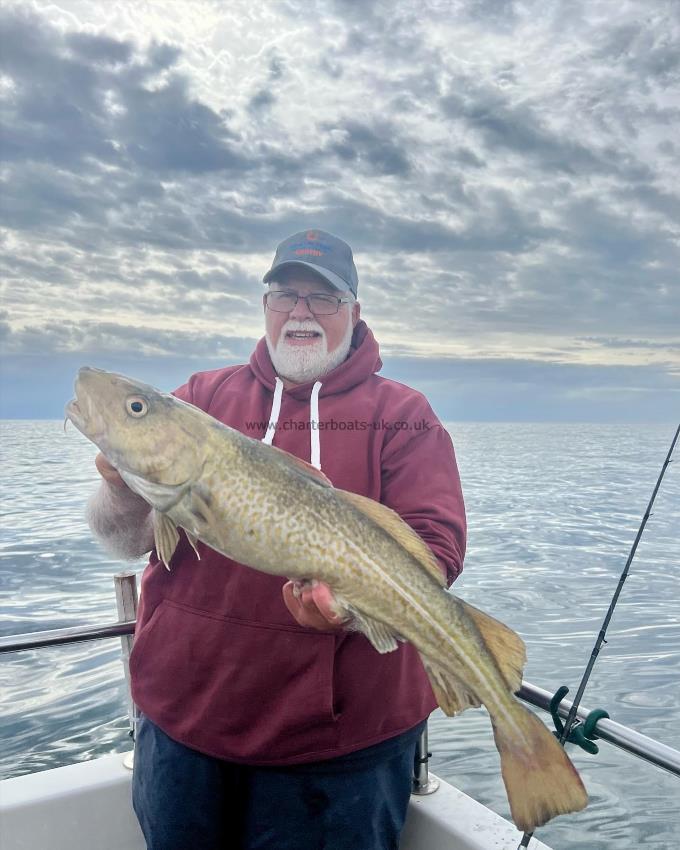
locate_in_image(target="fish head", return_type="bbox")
[66,367,206,489]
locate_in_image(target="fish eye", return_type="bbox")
[126,396,149,418]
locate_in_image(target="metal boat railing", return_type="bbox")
[518,681,680,777]
[2,572,679,790]
[0,620,136,651]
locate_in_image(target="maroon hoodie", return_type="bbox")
[130,321,466,764]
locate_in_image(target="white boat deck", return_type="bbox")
[0,752,552,850]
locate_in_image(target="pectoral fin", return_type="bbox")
[188,487,220,536]
[153,510,180,571]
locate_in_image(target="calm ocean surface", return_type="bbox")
[1,420,678,849]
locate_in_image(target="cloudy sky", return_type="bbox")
[1,0,678,421]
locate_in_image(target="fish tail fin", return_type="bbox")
[492,702,588,832]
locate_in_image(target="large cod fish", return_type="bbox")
[66,366,587,832]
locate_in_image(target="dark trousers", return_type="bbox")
[132,716,423,850]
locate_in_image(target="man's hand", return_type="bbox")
[282,580,348,631]
[95,452,127,489]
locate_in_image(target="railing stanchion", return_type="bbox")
[114,572,138,769]
[412,721,439,795]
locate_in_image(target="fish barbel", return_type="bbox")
[66,366,587,831]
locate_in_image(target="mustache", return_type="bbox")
[280,319,326,340]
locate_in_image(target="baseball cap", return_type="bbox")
[263,229,359,297]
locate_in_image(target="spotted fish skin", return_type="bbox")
[66,366,588,832]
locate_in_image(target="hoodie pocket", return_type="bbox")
[130,599,340,762]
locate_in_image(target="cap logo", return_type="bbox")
[306,230,318,241]
[295,247,323,256]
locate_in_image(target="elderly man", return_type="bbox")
[90,230,466,850]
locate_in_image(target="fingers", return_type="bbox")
[282,581,347,631]
[95,452,127,488]
[310,581,345,624]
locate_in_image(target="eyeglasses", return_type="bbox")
[264,290,350,316]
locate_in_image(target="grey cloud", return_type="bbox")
[0,309,10,343]
[353,208,678,343]
[117,76,249,174]
[319,56,344,78]
[618,184,680,224]
[463,224,679,338]
[321,0,384,23]
[145,42,183,72]
[1,318,258,360]
[460,0,520,28]
[248,90,276,112]
[593,21,680,84]
[559,195,680,277]
[441,86,609,177]
[172,265,262,297]
[344,28,370,53]
[315,190,555,255]
[0,166,103,230]
[380,355,680,423]
[440,62,663,185]
[0,243,263,321]
[0,253,76,287]
[247,51,286,114]
[578,337,680,351]
[1,0,679,425]
[269,55,285,80]
[65,31,133,66]
[0,9,249,176]
[311,0,428,67]
[1,9,351,245]
[0,163,165,234]
[323,120,412,176]
[452,147,486,169]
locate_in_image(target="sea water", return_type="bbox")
[1,421,678,849]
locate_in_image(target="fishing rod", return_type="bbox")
[518,422,680,850]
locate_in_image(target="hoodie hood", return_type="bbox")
[249,320,383,401]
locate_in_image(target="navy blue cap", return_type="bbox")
[263,229,358,297]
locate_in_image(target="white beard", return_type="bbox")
[266,315,354,384]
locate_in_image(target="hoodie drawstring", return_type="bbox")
[260,377,323,471]
[261,377,283,446]
[310,381,322,470]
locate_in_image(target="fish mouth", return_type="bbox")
[65,397,84,428]
[64,385,106,446]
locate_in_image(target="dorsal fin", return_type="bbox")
[339,490,446,587]
[268,445,333,487]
